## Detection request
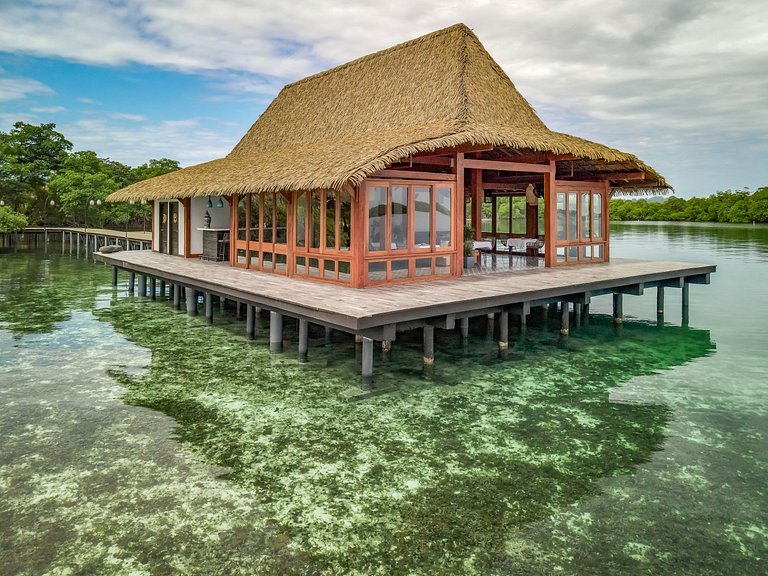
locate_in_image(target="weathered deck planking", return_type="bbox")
[96,250,715,333]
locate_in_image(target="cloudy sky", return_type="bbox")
[1,0,766,197]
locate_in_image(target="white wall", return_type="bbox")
[189,196,231,255]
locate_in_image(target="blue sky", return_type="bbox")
[1,0,766,198]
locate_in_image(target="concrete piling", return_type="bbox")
[269,311,283,353]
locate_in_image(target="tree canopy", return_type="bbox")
[0,122,180,229]
[610,188,768,224]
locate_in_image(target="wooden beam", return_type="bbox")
[470,168,483,241]
[421,144,494,157]
[369,169,455,181]
[543,161,556,267]
[482,182,528,191]
[605,172,645,181]
[454,152,465,277]
[463,159,552,173]
[407,155,455,167]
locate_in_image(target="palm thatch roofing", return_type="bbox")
[108,23,669,202]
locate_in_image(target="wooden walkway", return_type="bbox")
[24,227,151,243]
[96,250,714,332]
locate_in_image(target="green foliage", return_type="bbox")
[610,187,768,224]
[0,205,29,232]
[0,122,179,229]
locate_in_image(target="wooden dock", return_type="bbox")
[3,227,153,254]
[95,250,714,392]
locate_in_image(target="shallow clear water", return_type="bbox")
[0,224,766,575]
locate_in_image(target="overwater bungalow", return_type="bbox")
[108,23,668,283]
[101,23,713,390]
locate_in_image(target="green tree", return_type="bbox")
[132,158,180,181]
[0,122,72,219]
[0,205,29,232]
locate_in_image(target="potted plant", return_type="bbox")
[463,225,476,268]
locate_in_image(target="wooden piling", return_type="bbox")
[111,266,118,287]
[423,325,435,367]
[298,319,309,362]
[682,282,690,308]
[499,310,509,349]
[361,337,374,389]
[460,317,469,340]
[173,284,181,310]
[138,275,147,297]
[560,301,570,336]
[246,304,255,339]
[128,271,135,294]
[269,311,283,353]
[613,293,624,325]
[150,277,157,300]
[657,285,665,315]
[205,293,213,323]
[185,287,197,316]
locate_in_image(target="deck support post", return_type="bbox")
[682,282,690,308]
[128,272,135,294]
[159,280,166,298]
[111,266,118,287]
[185,288,197,316]
[361,337,374,389]
[560,301,570,336]
[246,305,255,339]
[269,311,283,353]
[583,300,590,326]
[613,293,624,324]
[76,234,80,258]
[219,297,226,313]
[423,325,435,367]
[657,285,665,315]
[138,275,147,297]
[253,307,263,329]
[150,277,157,300]
[325,326,333,344]
[460,317,469,340]
[574,302,582,328]
[486,313,495,338]
[173,284,181,310]
[204,293,213,323]
[499,310,509,349]
[519,309,527,336]
[298,319,309,362]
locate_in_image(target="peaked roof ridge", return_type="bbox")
[284,23,474,92]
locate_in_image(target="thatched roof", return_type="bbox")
[109,23,668,202]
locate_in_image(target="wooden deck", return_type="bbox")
[96,250,715,336]
[24,227,152,243]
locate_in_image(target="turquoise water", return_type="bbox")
[0,223,766,575]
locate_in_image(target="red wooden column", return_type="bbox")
[351,184,366,287]
[454,152,465,276]
[543,160,556,267]
[603,180,611,262]
[470,168,483,240]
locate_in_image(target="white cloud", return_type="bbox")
[0,74,53,101]
[31,106,66,113]
[1,0,766,195]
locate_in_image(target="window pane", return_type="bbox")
[249,195,260,242]
[275,253,287,270]
[295,255,306,274]
[414,186,432,248]
[324,259,336,280]
[391,259,409,279]
[391,186,408,250]
[275,195,287,244]
[435,256,451,275]
[496,197,510,234]
[339,191,351,251]
[556,246,566,262]
[511,197,526,234]
[592,193,603,238]
[295,192,306,247]
[236,248,246,264]
[368,261,386,282]
[593,243,603,259]
[556,193,566,241]
[567,192,578,241]
[326,191,336,249]
[581,192,591,240]
[310,191,321,249]
[436,187,451,247]
[338,261,351,283]
[368,186,386,251]
[308,257,320,276]
[237,196,247,241]
[249,251,259,267]
[262,194,273,243]
[415,257,432,276]
[262,252,273,269]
